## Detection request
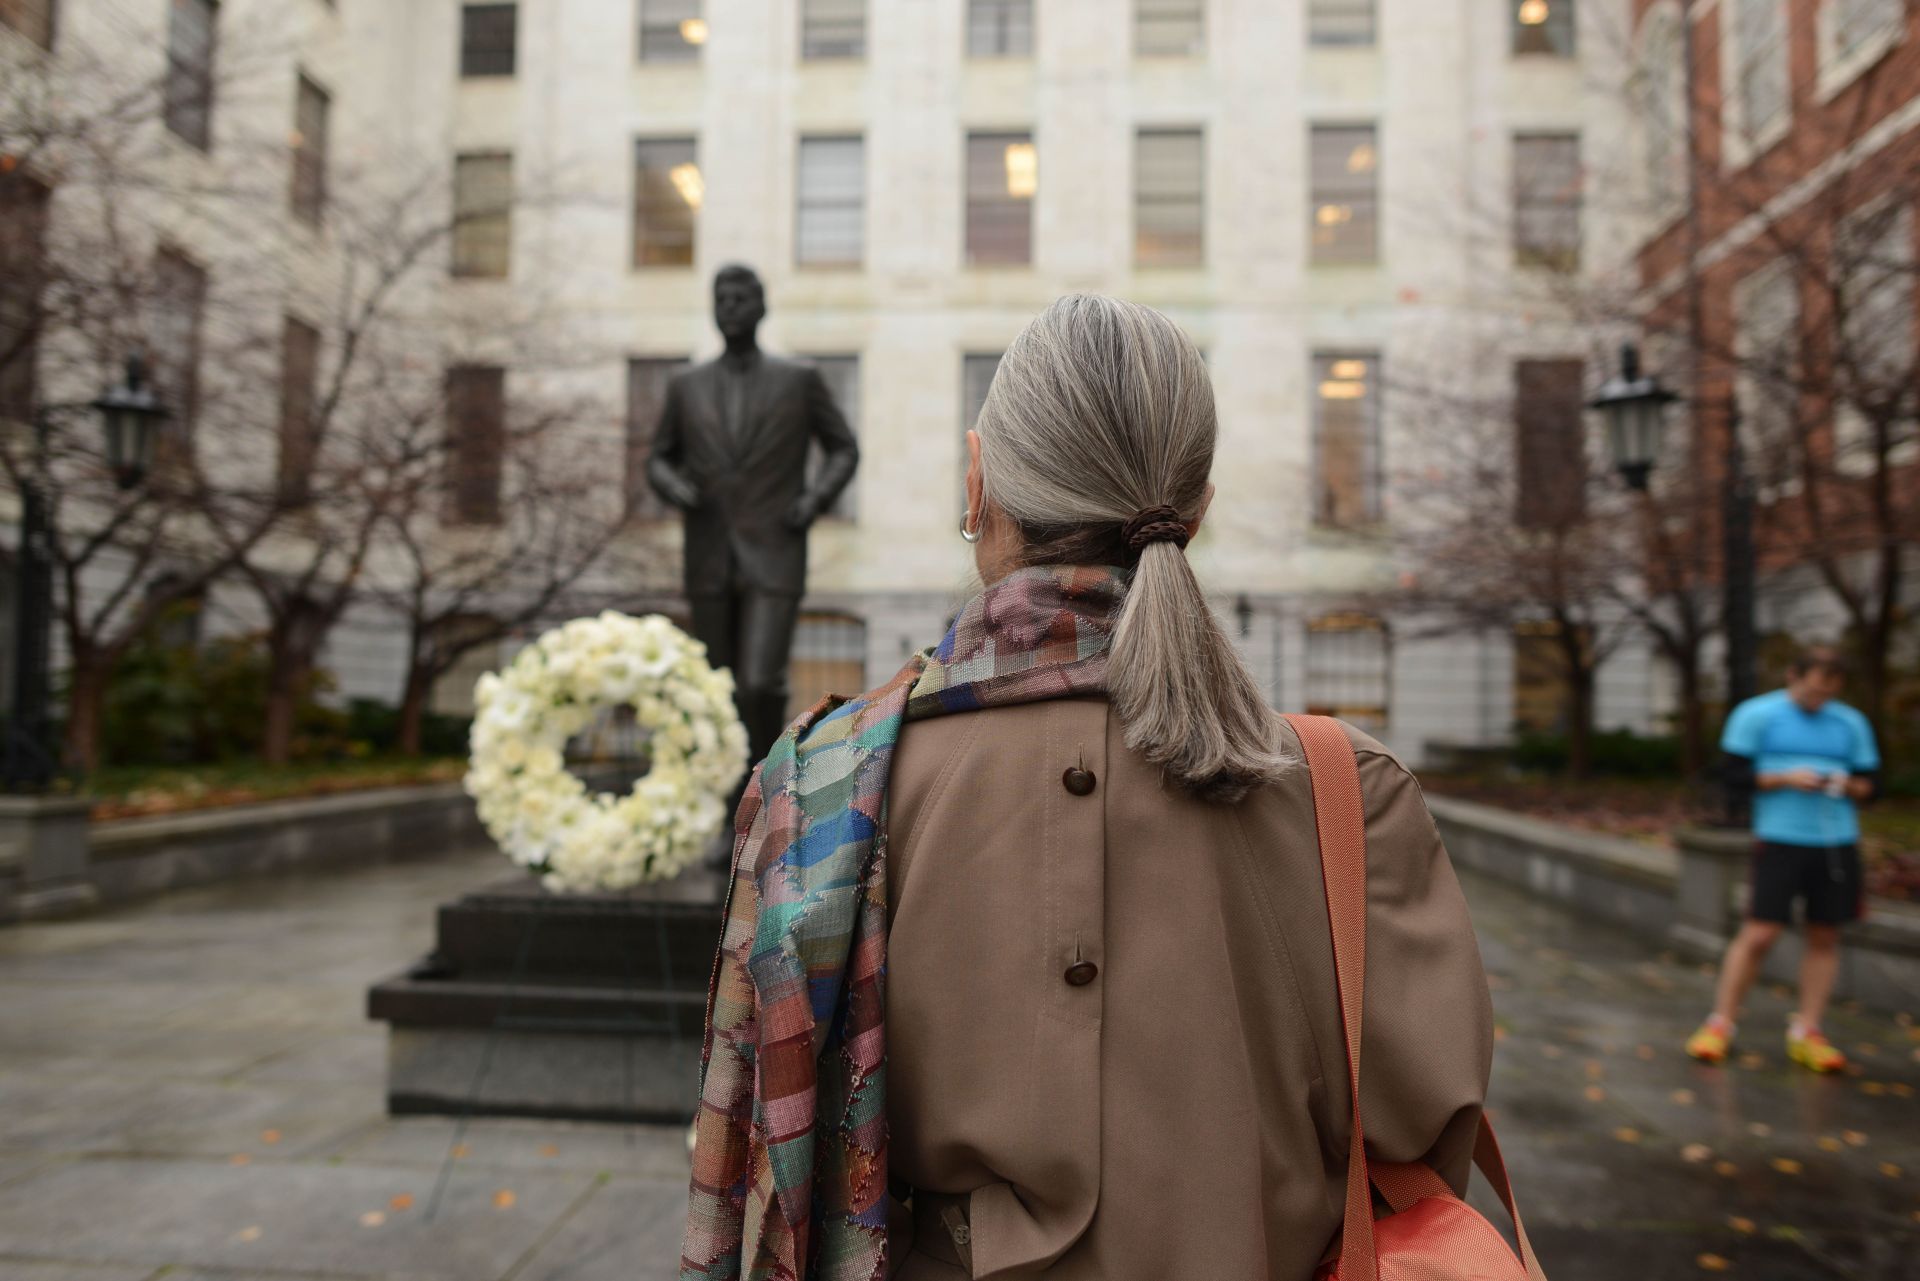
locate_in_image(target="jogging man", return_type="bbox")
[1686,646,1881,1072]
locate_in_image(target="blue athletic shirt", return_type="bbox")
[1720,689,1880,847]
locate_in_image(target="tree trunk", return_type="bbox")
[1566,664,1596,781]
[261,641,311,767]
[61,655,109,774]
[1854,624,1891,743]
[1677,654,1706,781]
[397,664,433,757]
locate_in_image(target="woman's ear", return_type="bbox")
[965,431,985,526]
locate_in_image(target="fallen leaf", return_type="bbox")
[1843,1130,1868,1147]
[539,1144,560,1158]
[1879,1162,1903,1178]
[1771,1158,1803,1175]
[1494,1025,1509,1042]
[1671,1089,1696,1106]
[1727,1215,1756,1234]
[1584,1085,1607,1103]
[1542,1045,1565,1060]
[1818,1136,1844,1152]
[1891,1083,1914,1098]
[1696,1254,1731,1272]
[1861,1081,1887,1096]
[1681,1143,1713,1163]
[493,1189,517,1210]
[360,1211,385,1228]
[1748,1122,1773,1138]
[1585,1060,1606,1080]
[1636,1044,1656,1060]
[1614,1127,1642,1144]
[1857,1043,1880,1057]
[389,1194,414,1212]
[260,1130,282,1145]
[1737,1052,1766,1070]
[234,1226,263,1243]
[1713,1160,1739,1177]
[229,1154,251,1167]
[451,1143,472,1159]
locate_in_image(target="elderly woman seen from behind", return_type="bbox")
[683,294,1493,1281]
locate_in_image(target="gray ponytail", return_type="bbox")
[975,294,1285,802]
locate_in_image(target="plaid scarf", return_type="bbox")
[681,564,1124,1281]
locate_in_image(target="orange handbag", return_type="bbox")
[1283,714,1548,1281]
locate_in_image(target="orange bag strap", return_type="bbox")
[1283,714,1379,1281]
[1283,715,1547,1281]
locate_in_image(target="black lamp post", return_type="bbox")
[1591,343,1679,491]
[3,357,169,790]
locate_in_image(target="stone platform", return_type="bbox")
[366,867,726,1124]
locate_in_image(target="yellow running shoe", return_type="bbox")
[1787,1028,1848,1073]
[1686,1019,1733,1064]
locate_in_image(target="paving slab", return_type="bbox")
[323,1114,691,1181]
[514,1173,689,1281]
[0,1157,594,1278]
[0,1261,160,1281]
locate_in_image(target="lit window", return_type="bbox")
[1512,0,1575,56]
[1310,125,1377,264]
[640,0,703,63]
[633,137,699,267]
[1312,353,1382,528]
[966,132,1034,266]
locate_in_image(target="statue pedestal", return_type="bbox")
[367,867,726,1123]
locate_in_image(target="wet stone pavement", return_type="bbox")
[0,849,1914,1280]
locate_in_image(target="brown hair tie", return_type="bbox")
[1123,504,1190,553]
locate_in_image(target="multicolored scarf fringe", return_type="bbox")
[681,564,1124,1281]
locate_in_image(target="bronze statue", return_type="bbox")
[647,264,859,774]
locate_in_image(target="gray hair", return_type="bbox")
[976,294,1285,802]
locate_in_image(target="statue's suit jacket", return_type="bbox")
[646,353,858,595]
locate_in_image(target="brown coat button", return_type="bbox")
[1062,767,1097,796]
[1064,961,1099,986]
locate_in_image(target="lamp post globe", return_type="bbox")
[1590,342,1679,491]
[91,355,169,491]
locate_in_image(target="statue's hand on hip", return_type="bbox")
[663,475,702,510]
[783,494,819,531]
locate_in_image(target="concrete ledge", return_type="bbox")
[81,782,485,910]
[1429,792,1920,1012]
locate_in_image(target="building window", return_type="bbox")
[1833,202,1918,474]
[1309,125,1377,265]
[802,0,865,59]
[805,355,860,519]
[633,137,699,268]
[627,357,690,518]
[290,73,330,226]
[1136,0,1204,56]
[1733,258,1801,499]
[1135,129,1204,267]
[164,0,218,150]
[460,3,517,78]
[453,152,513,279]
[1727,0,1789,151]
[797,136,864,268]
[447,365,505,526]
[969,0,1032,56]
[149,247,207,462]
[1826,0,1904,65]
[1513,358,1587,529]
[1511,0,1575,56]
[1312,353,1382,528]
[786,612,867,721]
[0,0,55,48]
[0,171,51,425]
[278,316,321,505]
[965,132,1035,266]
[640,0,703,63]
[1305,612,1389,734]
[1512,133,1581,270]
[1309,0,1375,47]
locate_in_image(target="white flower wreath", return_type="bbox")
[463,612,750,893]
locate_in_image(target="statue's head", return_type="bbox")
[712,264,766,344]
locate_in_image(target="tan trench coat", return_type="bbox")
[871,698,1494,1281]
